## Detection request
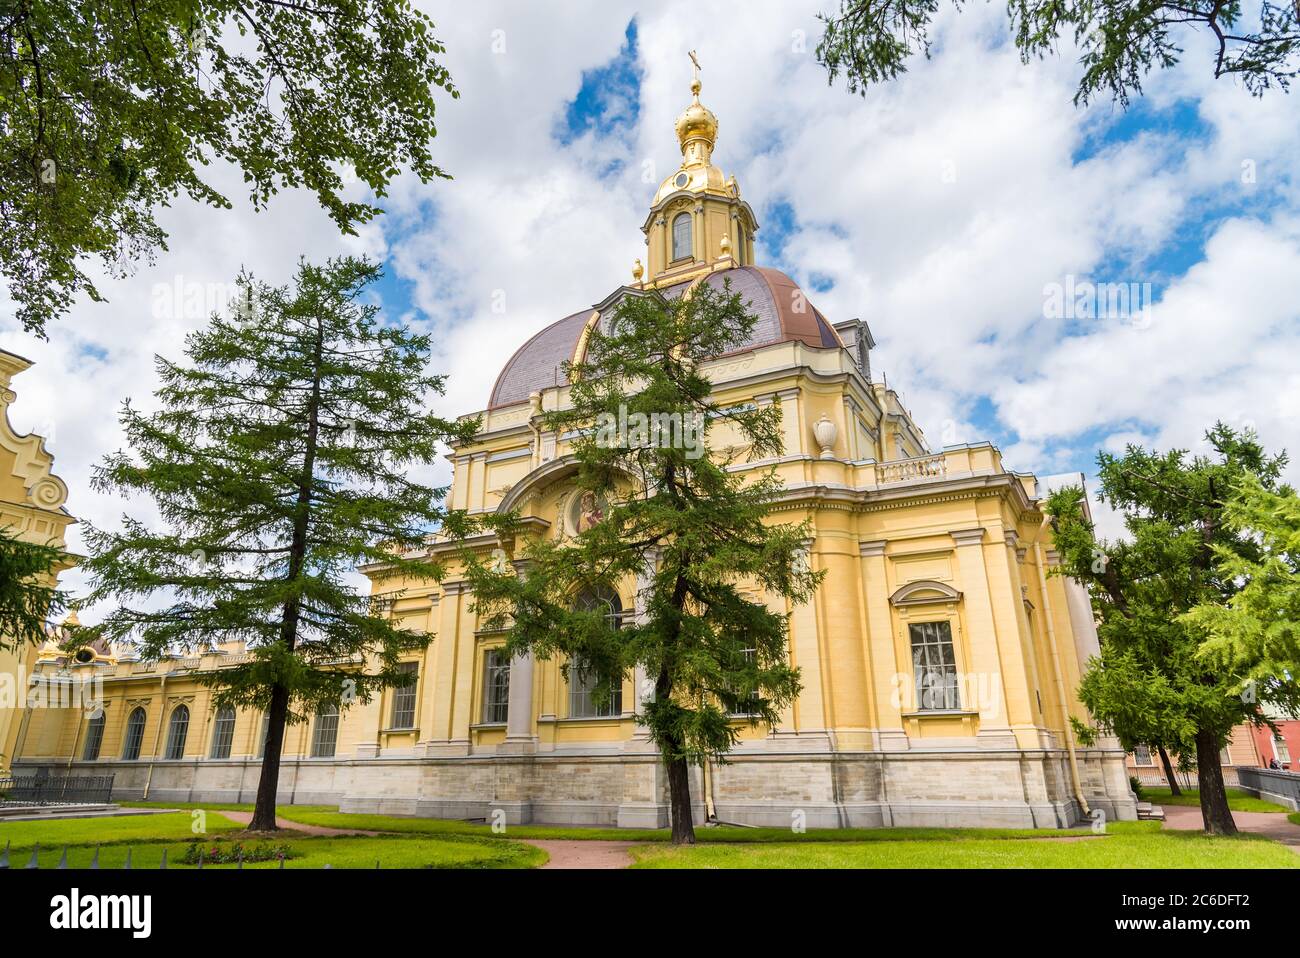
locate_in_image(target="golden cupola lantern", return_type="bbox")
[641,51,760,284]
[675,52,719,166]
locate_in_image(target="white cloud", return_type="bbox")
[3,0,1298,618]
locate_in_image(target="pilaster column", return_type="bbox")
[782,537,828,743]
[627,548,659,747]
[501,652,536,752]
[949,528,1017,748]
[860,539,907,751]
[422,581,471,756]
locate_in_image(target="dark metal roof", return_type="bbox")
[486,266,842,408]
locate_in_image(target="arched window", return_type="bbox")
[671,212,693,261]
[122,707,147,760]
[82,711,105,761]
[210,707,236,759]
[165,705,190,759]
[568,588,623,718]
[311,705,339,758]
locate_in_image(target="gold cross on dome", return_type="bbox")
[688,50,701,86]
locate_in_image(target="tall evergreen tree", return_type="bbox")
[0,528,67,653]
[1184,475,1300,703]
[80,257,474,830]
[464,282,822,845]
[1046,424,1295,835]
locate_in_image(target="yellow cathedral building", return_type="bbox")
[7,71,1137,829]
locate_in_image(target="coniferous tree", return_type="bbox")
[464,282,822,845]
[1046,424,1296,835]
[80,256,475,830]
[0,529,67,653]
[1184,476,1300,705]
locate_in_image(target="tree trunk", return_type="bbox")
[1194,727,1237,836]
[248,684,290,831]
[666,750,696,845]
[1157,744,1181,796]
[248,317,323,833]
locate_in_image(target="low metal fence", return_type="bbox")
[1236,767,1300,810]
[0,774,115,806]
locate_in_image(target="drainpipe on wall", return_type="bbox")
[142,673,167,800]
[66,709,83,772]
[1033,518,1090,819]
[701,756,717,823]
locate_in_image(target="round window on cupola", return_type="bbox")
[674,171,689,189]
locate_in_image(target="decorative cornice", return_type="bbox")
[950,528,987,547]
[859,540,887,558]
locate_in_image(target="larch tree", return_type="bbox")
[0,528,67,653]
[78,256,475,830]
[463,281,823,845]
[1046,423,1297,835]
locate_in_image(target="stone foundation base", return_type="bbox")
[20,745,1137,830]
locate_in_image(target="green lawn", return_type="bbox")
[11,835,543,869]
[0,810,542,869]
[1141,786,1289,813]
[10,804,1296,869]
[271,806,1102,843]
[630,822,1300,869]
[0,810,243,851]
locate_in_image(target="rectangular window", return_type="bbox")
[311,707,339,758]
[1133,744,1154,767]
[482,650,510,724]
[568,658,622,718]
[909,621,959,711]
[390,661,419,729]
[1276,734,1292,766]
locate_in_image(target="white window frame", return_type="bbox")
[311,705,339,758]
[482,649,510,725]
[210,707,237,759]
[390,661,419,729]
[909,620,960,711]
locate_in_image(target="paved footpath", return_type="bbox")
[218,811,636,867]
[1160,804,1300,852]
[520,839,638,869]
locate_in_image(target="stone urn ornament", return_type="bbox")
[812,414,838,459]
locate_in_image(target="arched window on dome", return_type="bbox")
[671,211,693,262]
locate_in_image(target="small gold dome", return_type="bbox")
[675,78,718,151]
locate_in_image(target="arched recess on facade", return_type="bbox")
[496,455,639,515]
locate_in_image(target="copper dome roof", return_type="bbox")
[487,266,842,409]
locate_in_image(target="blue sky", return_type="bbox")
[5,0,1298,570]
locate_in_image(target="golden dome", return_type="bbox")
[674,77,718,152]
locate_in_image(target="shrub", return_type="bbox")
[1129,776,1145,801]
[181,839,293,865]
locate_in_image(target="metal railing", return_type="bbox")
[1236,767,1300,810]
[0,774,115,806]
